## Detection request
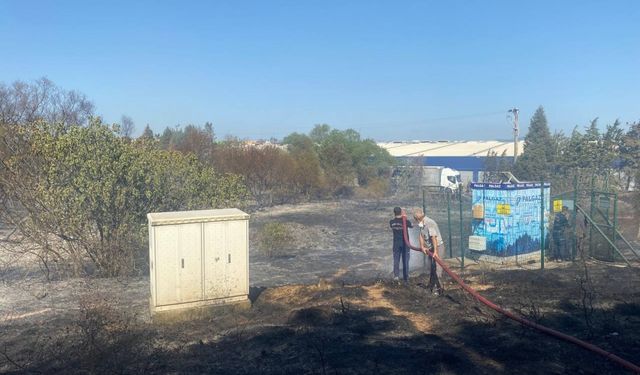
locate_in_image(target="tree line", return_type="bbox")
[0,78,394,277]
[148,122,396,205]
[485,106,640,195]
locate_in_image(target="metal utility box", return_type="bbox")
[148,208,250,315]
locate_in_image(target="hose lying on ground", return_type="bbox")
[401,214,640,374]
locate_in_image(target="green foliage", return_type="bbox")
[289,146,325,199]
[282,132,315,154]
[157,123,216,162]
[621,121,640,190]
[318,133,357,192]
[258,222,294,258]
[281,132,325,198]
[511,108,637,194]
[551,118,628,191]
[284,126,395,196]
[139,125,154,141]
[1,119,247,276]
[309,124,331,143]
[602,120,624,164]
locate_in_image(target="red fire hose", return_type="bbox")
[401,214,640,373]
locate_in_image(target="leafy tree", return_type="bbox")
[349,139,395,185]
[581,118,602,172]
[156,123,216,163]
[289,147,325,198]
[0,77,94,127]
[176,124,216,162]
[282,132,325,197]
[554,127,582,185]
[553,119,624,190]
[213,142,318,205]
[0,119,246,277]
[562,127,584,168]
[513,106,556,181]
[318,136,356,194]
[309,124,331,143]
[284,126,394,196]
[159,126,180,150]
[119,115,135,138]
[283,132,316,154]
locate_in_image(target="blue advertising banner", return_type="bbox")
[471,183,550,256]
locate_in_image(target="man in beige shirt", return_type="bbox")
[413,208,444,295]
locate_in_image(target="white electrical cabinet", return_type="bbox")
[148,208,250,314]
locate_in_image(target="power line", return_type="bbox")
[336,110,507,129]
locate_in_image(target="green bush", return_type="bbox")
[0,119,247,277]
[283,125,395,197]
[258,222,294,257]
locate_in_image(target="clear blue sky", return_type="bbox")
[1,1,638,141]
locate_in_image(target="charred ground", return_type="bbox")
[1,197,639,374]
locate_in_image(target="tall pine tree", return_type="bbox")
[513,106,556,181]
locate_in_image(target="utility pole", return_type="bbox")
[508,108,519,163]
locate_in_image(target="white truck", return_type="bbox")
[393,165,462,192]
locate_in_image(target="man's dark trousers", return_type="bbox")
[553,234,566,260]
[393,244,410,281]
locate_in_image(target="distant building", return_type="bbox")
[242,140,287,150]
[377,140,525,184]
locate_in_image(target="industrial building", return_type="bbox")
[378,140,525,184]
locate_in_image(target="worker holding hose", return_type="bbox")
[400,208,640,372]
[413,208,444,295]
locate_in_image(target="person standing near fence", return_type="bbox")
[390,207,412,284]
[413,208,444,295]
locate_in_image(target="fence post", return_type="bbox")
[612,192,618,261]
[447,190,453,258]
[540,180,545,270]
[422,188,426,216]
[572,174,578,261]
[459,187,464,269]
[589,176,595,257]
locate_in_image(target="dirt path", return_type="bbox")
[360,283,432,333]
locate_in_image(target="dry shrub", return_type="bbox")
[0,293,154,374]
[258,222,295,257]
[66,295,153,373]
[354,177,389,201]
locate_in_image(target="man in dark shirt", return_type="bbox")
[390,207,412,283]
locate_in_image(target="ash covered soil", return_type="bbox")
[1,198,640,374]
[249,199,406,286]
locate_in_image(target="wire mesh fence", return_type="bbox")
[404,177,639,272]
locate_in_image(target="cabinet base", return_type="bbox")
[150,295,250,323]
